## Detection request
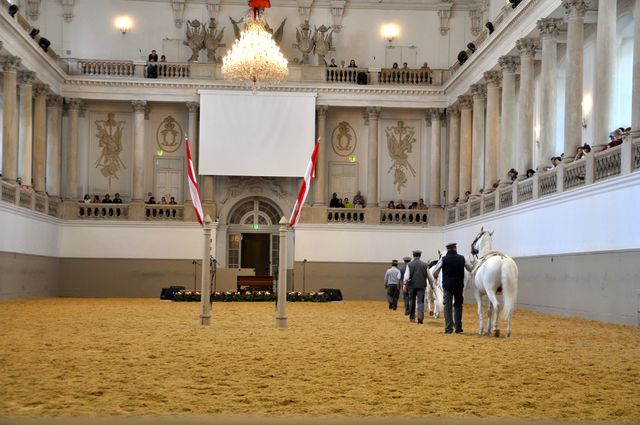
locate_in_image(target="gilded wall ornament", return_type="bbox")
[385,120,416,193]
[156,116,184,153]
[331,121,357,157]
[94,113,126,188]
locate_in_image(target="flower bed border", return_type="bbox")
[172,290,331,302]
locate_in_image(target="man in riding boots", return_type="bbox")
[399,257,412,316]
[431,243,473,334]
[402,250,434,324]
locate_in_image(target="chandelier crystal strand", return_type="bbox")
[222,13,288,91]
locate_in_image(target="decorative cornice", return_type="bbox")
[498,56,519,73]
[562,0,588,18]
[18,70,36,85]
[470,83,486,99]
[536,18,562,38]
[458,95,473,109]
[483,70,502,86]
[1,55,22,72]
[131,100,147,112]
[516,37,537,57]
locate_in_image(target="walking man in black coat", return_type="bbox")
[402,250,433,324]
[432,243,473,333]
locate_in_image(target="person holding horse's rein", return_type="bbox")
[431,243,473,334]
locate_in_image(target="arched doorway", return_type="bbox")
[226,197,283,277]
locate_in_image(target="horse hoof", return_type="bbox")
[494,329,500,337]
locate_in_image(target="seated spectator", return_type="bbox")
[353,190,365,207]
[147,195,156,204]
[604,129,624,150]
[396,200,406,209]
[525,169,536,179]
[408,201,418,209]
[169,196,177,205]
[148,50,158,62]
[92,195,101,203]
[417,198,427,210]
[340,59,346,68]
[574,145,585,161]
[343,197,353,208]
[551,157,561,167]
[82,194,91,204]
[329,192,341,208]
[348,59,357,68]
[582,144,591,156]
[160,55,167,62]
[112,193,123,203]
[420,62,432,84]
[102,194,112,203]
[328,58,337,67]
[508,168,518,182]
[160,196,167,204]
[421,62,430,70]
[147,50,158,79]
[392,62,399,69]
[402,62,409,70]
[464,190,471,201]
[387,200,395,209]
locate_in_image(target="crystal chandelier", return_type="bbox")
[222,7,288,91]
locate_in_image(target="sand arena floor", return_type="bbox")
[0,299,638,422]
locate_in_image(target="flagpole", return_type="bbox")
[200,214,213,325]
[276,216,288,329]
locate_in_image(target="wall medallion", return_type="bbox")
[156,116,184,153]
[385,120,416,193]
[94,113,126,188]
[331,121,357,157]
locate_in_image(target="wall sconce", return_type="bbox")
[381,24,399,45]
[115,16,132,36]
[582,93,592,129]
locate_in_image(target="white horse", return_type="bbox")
[470,228,519,337]
[426,257,444,318]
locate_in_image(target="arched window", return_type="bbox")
[228,198,282,225]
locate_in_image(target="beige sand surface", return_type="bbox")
[0,299,638,421]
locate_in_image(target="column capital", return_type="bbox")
[366,106,381,119]
[428,108,444,122]
[1,55,21,72]
[498,55,519,73]
[562,0,588,18]
[316,105,329,116]
[483,70,502,87]
[18,70,36,86]
[537,18,562,38]
[516,38,537,57]
[186,101,199,113]
[33,83,50,98]
[46,94,63,108]
[458,95,473,109]
[132,100,147,112]
[66,98,83,111]
[470,83,486,99]
[447,102,460,115]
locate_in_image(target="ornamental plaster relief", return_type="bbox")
[379,118,422,203]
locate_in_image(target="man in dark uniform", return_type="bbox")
[402,250,433,324]
[399,257,411,316]
[432,242,473,334]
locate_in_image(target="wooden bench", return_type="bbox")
[237,276,274,292]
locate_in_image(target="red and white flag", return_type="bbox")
[289,139,320,227]
[186,135,204,225]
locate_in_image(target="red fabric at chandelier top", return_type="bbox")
[249,0,271,8]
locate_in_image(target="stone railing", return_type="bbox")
[0,181,59,218]
[327,208,366,223]
[380,208,428,225]
[145,204,184,220]
[325,67,368,84]
[446,141,639,225]
[78,203,129,219]
[379,68,432,85]
[1,181,17,204]
[79,60,136,76]
[154,62,191,78]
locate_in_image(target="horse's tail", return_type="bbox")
[501,257,519,320]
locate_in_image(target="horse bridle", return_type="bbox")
[471,231,485,258]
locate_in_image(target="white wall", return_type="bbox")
[0,202,61,257]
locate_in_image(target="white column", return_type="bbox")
[484,71,501,188]
[633,0,640,137]
[18,71,35,187]
[276,216,288,329]
[46,94,63,197]
[186,102,199,202]
[313,105,328,205]
[428,108,442,206]
[516,37,536,174]
[446,103,460,204]
[1,55,20,182]
[32,83,48,193]
[470,83,486,194]
[366,107,381,206]
[498,56,518,179]
[199,215,213,326]
[593,0,617,146]
[131,100,147,202]
[537,18,561,169]
[562,0,588,159]
[65,98,82,200]
[458,95,473,198]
